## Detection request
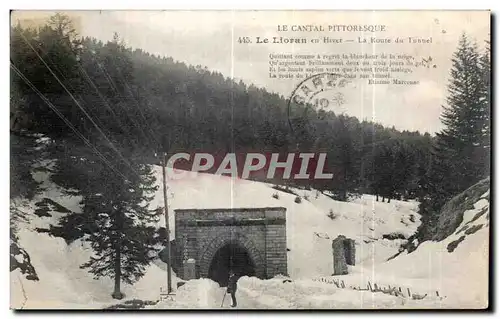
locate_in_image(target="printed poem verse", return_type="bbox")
[268,52,436,85]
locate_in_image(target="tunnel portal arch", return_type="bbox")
[199,230,265,281]
[207,242,256,286]
[174,207,288,282]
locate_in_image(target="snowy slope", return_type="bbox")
[317,187,490,309]
[373,189,490,308]
[9,164,435,309]
[148,166,420,278]
[10,226,179,309]
[10,164,179,309]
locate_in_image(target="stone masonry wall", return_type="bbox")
[344,238,356,266]
[332,235,356,275]
[332,235,348,275]
[174,207,287,281]
[265,224,287,277]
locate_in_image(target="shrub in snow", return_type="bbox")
[177,281,186,288]
[106,299,158,310]
[347,192,362,201]
[272,192,279,200]
[447,235,466,252]
[464,224,483,235]
[382,232,407,240]
[303,194,309,201]
[272,184,298,196]
[327,209,338,220]
[412,293,428,300]
[294,196,302,204]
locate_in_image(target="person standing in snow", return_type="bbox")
[227,270,238,307]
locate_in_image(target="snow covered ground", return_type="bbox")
[10,227,179,309]
[149,166,421,278]
[10,165,489,309]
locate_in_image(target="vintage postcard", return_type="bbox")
[10,10,490,310]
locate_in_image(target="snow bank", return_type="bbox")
[153,278,223,309]
[11,228,177,309]
[329,189,490,309]
[237,276,413,309]
[374,190,489,308]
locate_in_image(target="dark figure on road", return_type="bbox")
[227,270,238,307]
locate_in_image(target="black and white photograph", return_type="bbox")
[9,10,491,309]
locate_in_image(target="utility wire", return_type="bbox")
[76,62,126,129]
[34,41,115,140]
[106,55,162,146]
[10,62,132,182]
[91,53,157,151]
[19,32,141,179]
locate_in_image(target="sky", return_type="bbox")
[11,10,490,134]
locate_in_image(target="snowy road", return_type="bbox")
[219,288,263,309]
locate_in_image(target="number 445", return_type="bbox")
[237,37,251,44]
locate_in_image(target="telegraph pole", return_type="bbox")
[161,152,173,293]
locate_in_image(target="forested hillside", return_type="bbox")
[11,14,436,203]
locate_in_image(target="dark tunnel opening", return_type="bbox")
[208,243,256,287]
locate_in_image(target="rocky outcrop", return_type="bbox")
[405,177,490,253]
[432,178,490,242]
[10,204,38,281]
[10,233,38,281]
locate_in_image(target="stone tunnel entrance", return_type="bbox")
[208,243,256,286]
[174,207,288,282]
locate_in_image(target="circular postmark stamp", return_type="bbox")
[287,72,353,133]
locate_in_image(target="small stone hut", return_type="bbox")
[332,235,356,275]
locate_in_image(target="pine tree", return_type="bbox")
[478,39,491,174]
[371,141,393,202]
[434,33,489,195]
[10,80,43,199]
[329,115,354,201]
[78,159,161,299]
[11,14,83,138]
[416,34,491,242]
